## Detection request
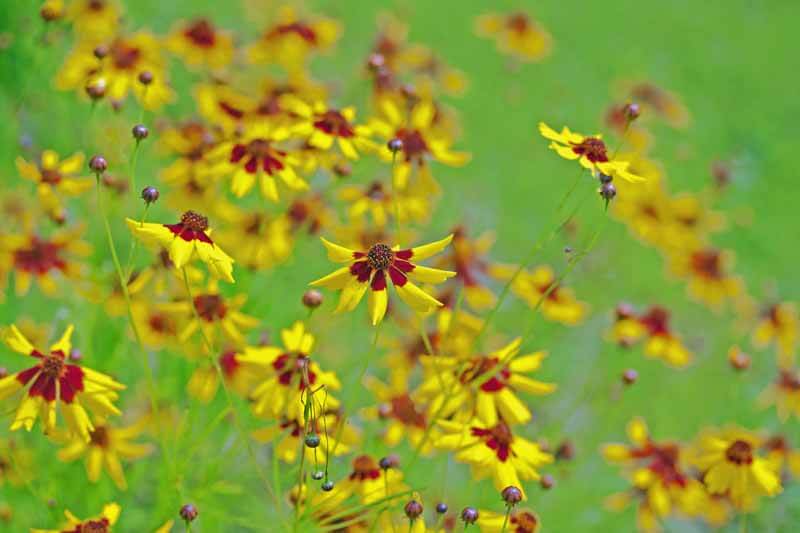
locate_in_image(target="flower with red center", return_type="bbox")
[338,180,430,229]
[475,11,552,62]
[158,280,257,347]
[130,301,179,349]
[55,416,152,490]
[56,32,174,110]
[538,122,646,183]
[434,417,552,496]
[752,302,798,366]
[435,226,499,310]
[309,235,456,325]
[0,325,124,441]
[1,226,91,297]
[418,338,556,427]
[68,0,120,41]
[758,368,800,421]
[364,371,430,452]
[187,348,259,404]
[281,95,376,159]
[126,210,235,282]
[159,121,219,186]
[247,7,341,73]
[478,508,541,533]
[369,97,470,191]
[608,304,692,368]
[690,427,781,509]
[214,207,294,270]
[167,18,234,70]
[330,453,408,504]
[492,264,587,326]
[33,502,121,533]
[762,435,800,481]
[236,322,341,421]
[669,247,742,310]
[15,149,93,223]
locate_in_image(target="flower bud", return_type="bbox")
[501,485,523,506]
[540,474,555,489]
[623,102,641,122]
[460,507,479,525]
[93,45,109,59]
[311,470,325,480]
[132,124,149,140]
[302,289,323,309]
[85,79,107,100]
[435,502,448,514]
[138,70,154,85]
[379,455,399,470]
[88,155,108,173]
[599,182,617,201]
[321,480,335,492]
[141,186,159,204]
[404,500,423,520]
[387,138,403,153]
[304,433,321,448]
[622,368,638,385]
[179,503,198,522]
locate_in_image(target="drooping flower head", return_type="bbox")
[0,325,124,441]
[309,235,456,325]
[126,210,235,282]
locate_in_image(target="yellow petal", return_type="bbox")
[395,281,442,313]
[309,266,351,289]
[368,287,388,325]
[3,325,35,354]
[50,324,75,354]
[408,234,453,261]
[320,237,357,262]
[408,265,456,284]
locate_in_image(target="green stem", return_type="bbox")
[124,203,149,279]
[500,506,511,533]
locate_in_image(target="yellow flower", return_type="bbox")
[338,180,430,229]
[752,302,798,366]
[478,508,540,532]
[252,410,358,465]
[0,325,124,441]
[434,417,553,496]
[538,122,646,182]
[15,150,92,223]
[369,97,470,190]
[32,502,121,533]
[237,321,340,421]
[130,301,180,350]
[214,206,293,271]
[690,427,781,509]
[159,121,220,187]
[363,371,430,452]
[330,454,408,504]
[492,264,587,325]
[309,235,456,325]
[668,247,743,310]
[475,12,552,62]
[187,349,260,404]
[209,122,307,202]
[55,416,152,490]
[758,368,800,421]
[126,210,235,283]
[435,227,499,310]
[166,18,234,70]
[67,0,120,42]
[246,6,341,73]
[418,338,556,426]
[763,435,800,481]
[608,305,692,368]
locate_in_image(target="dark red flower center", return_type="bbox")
[390,393,426,428]
[395,128,429,162]
[77,518,110,533]
[726,440,753,465]
[148,313,176,335]
[510,510,539,533]
[272,353,316,389]
[778,370,800,391]
[219,350,239,378]
[366,181,386,200]
[184,19,216,47]
[180,210,209,232]
[459,356,510,392]
[630,441,687,487]
[18,350,85,404]
[90,425,110,448]
[571,137,609,163]
[42,353,66,379]
[13,237,67,275]
[230,139,286,175]
[507,13,531,33]
[111,40,141,70]
[313,110,355,138]
[268,22,317,44]
[349,454,381,481]
[639,306,670,336]
[690,249,723,280]
[40,168,62,184]
[366,243,394,270]
[193,294,227,322]
[472,421,514,462]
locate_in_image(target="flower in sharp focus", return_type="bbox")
[15,150,93,223]
[31,502,121,533]
[126,210,235,282]
[538,122,645,182]
[434,417,553,496]
[55,416,152,490]
[0,325,124,441]
[309,235,456,325]
[166,18,234,70]
[475,11,552,63]
[690,427,781,509]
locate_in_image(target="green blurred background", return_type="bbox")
[1,0,799,530]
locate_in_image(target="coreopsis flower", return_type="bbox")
[252,410,358,464]
[210,123,306,201]
[609,305,692,368]
[194,82,255,134]
[0,437,33,486]
[492,264,587,325]
[158,280,258,346]
[538,122,646,182]
[369,97,470,190]
[287,193,335,235]
[762,435,800,480]
[55,416,152,490]
[214,207,293,270]
[752,302,798,366]
[130,301,180,349]
[690,427,781,509]
[338,180,430,228]
[332,454,409,504]
[436,226,498,309]
[166,18,234,70]
[434,417,553,495]
[238,321,341,421]
[669,247,743,310]
[15,150,92,223]
[32,502,121,533]
[661,193,726,250]
[363,372,430,452]
[67,0,120,41]
[0,225,90,296]
[309,235,456,325]
[187,349,259,403]
[628,81,690,128]
[0,325,124,441]
[478,508,540,532]
[247,6,341,73]
[281,95,376,159]
[126,210,235,283]
[159,121,219,186]
[610,162,670,245]
[758,368,800,421]
[475,12,552,62]
[56,32,174,110]
[418,338,556,426]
